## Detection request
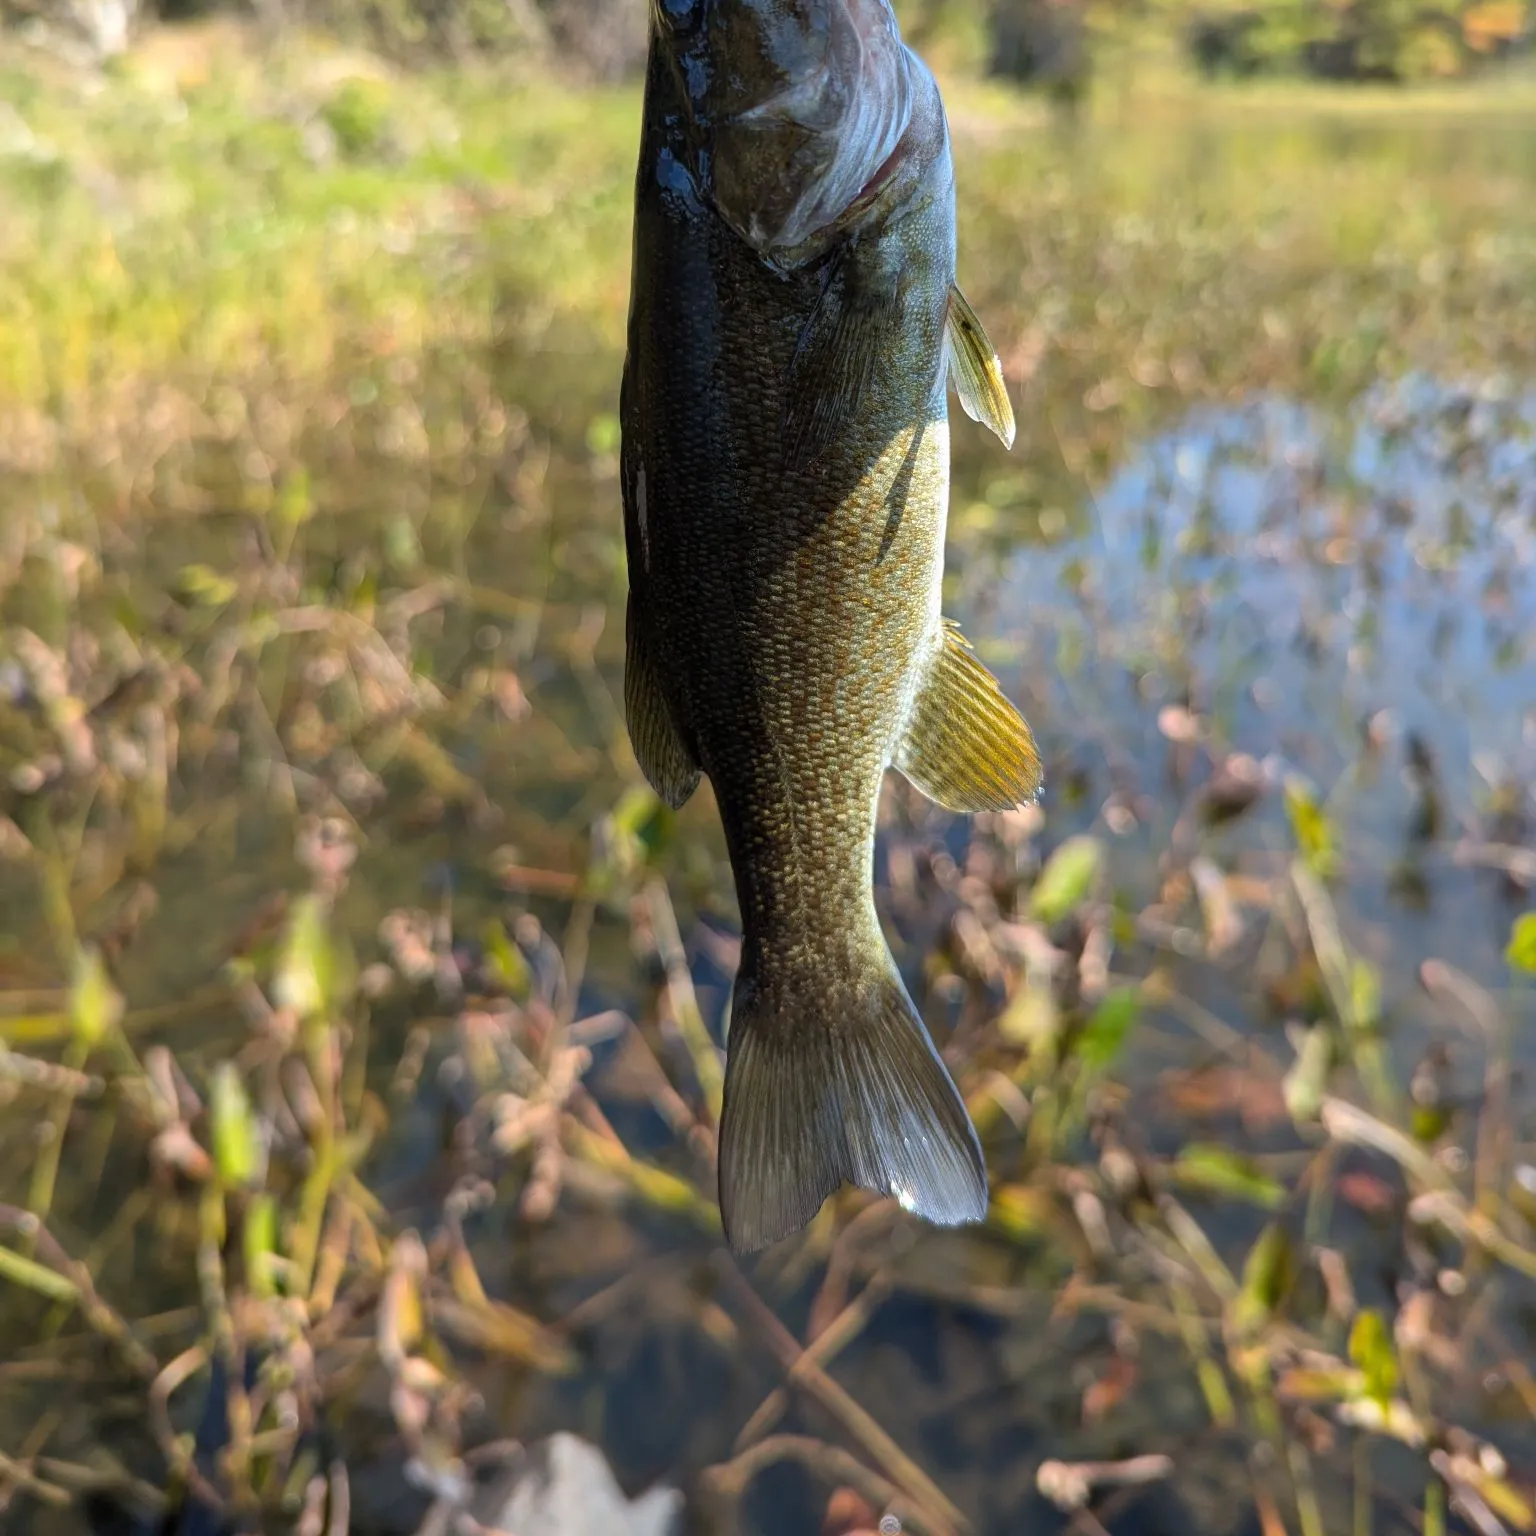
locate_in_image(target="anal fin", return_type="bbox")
[624,596,701,810]
[945,284,1016,449]
[894,620,1042,812]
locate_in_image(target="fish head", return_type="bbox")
[652,0,922,263]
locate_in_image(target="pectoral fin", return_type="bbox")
[624,597,701,810]
[782,263,888,472]
[894,620,1041,812]
[945,285,1015,449]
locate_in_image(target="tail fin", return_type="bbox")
[717,966,988,1254]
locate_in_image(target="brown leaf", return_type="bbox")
[1337,1171,1397,1216]
[823,1487,879,1535]
[1082,1354,1138,1425]
[1252,1476,1291,1536]
[1200,753,1267,824]
[432,1295,574,1374]
[1225,873,1277,909]
[1161,1064,1288,1133]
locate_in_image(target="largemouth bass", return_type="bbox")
[620,0,1042,1253]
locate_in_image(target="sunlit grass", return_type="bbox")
[4,25,1536,500]
[0,33,636,487]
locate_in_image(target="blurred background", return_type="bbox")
[2,0,1535,1532]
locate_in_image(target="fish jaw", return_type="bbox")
[650,0,924,263]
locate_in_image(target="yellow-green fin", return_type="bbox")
[894,620,1041,812]
[945,285,1015,449]
[624,597,701,810]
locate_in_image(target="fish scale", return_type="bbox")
[621,0,1042,1252]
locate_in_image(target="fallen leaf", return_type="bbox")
[1161,1065,1289,1134]
[824,1487,880,1535]
[1082,1353,1138,1425]
[1337,1170,1397,1216]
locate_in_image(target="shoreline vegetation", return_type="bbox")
[1,16,1535,1536]
[3,24,1536,497]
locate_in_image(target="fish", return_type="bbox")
[619,0,1043,1253]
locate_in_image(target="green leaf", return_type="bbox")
[321,78,392,157]
[1348,1308,1398,1413]
[481,918,532,1001]
[1278,1365,1358,1402]
[1077,986,1140,1071]
[1348,959,1381,1033]
[0,1243,78,1303]
[1028,835,1103,924]
[1230,1222,1295,1337]
[172,564,240,608]
[1410,1101,1450,1143]
[1506,913,1536,976]
[274,467,314,532]
[383,513,422,573]
[1110,902,1138,948]
[272,895,352,1021]
[604,785,674,879]
[347,566,379,616]
[997,974,1059,1053]
[243,1193,279,1297]
[69,944,123,1050]
[585,412,621,456]
[1470,1470,1536,1532]
[210,1063,261,1191]
[1284,777,1339,880]
[1283,1023,1333,1124]
[611,784,668,848]
[988,1184,1053,1238]
[1172,1144,1286,1209]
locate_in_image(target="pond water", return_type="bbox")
[978,376,1536,1059]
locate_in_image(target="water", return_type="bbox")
[974,377,1536,1067]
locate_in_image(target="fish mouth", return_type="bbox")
[661,0,920,260]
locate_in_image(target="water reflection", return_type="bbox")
[973,377,1534,1068]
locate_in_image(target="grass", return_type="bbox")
[1,19,1535,1536]
[4,23,1536,495]
[0,27,638,501]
